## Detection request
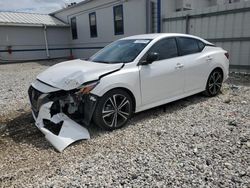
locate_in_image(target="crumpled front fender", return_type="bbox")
[34,102,90,152]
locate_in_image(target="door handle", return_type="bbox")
[206,56,213,61]
[175,63,184,69]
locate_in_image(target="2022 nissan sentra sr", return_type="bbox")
[28,33,229,152]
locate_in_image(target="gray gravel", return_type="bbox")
[0,60,61,119]
[0,61,250,188]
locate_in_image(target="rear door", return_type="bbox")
[176,37,210,93]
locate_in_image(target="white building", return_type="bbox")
[0,0,249,72]
[51,0,220,58]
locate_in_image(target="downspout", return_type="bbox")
[146,0,150,34]
[157,0,161,33]
[43,25,50,58]
[185,14,190,34]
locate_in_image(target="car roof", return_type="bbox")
[121,33,213,45]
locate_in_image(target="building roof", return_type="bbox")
[50,0,93,15]
[0,12,69,27]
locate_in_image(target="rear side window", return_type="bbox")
[177,37,201,56]
[148,38,178,60]
[197,40,205,51]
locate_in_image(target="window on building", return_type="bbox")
[177,37,200,56]
[113,5,124,35]
[71,17,78,40]
[89,12,97,38]
[147,38,178,60]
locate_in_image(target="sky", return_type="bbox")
[0,0,83,14]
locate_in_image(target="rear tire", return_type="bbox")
[203,69,223,97]
[93,89,133,131]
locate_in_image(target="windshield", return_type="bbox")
[89,39,151,64]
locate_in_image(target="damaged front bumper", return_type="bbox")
[34,102,90,152]
[28,85,98,152]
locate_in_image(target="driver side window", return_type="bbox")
[147,38,178,61]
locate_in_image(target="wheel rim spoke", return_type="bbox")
[109,97,116,109]
[212,85,217,94]
[119,110,129,116]
[118,112,128,120]
[111,113,117,127]
[118,98,129,110]
[211,73,216,82]
[215,74,221,82]
[102,110,115,118]
[112,95,117,108]
[209,83,214,89]
[215,83,221,88]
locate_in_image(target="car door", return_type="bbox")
[139,37,185,106]
[176,37,210,93]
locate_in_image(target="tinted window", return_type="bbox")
[113,5,124,35]
[89,12,97,38]
[177,37,200,55]
[71,17,78,40]
[147,38,178,60]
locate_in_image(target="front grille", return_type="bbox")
[28,86,43,113]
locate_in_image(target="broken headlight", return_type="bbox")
[76,81,99,95]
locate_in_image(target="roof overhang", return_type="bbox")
[50,0,94,15]
[0,23,70,27]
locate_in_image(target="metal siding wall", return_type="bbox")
[162,2,250,72]
[0,26,71,62]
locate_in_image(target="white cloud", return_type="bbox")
[0,0,83,14]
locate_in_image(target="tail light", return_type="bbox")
[225,52,229,59]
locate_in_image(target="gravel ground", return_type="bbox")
[0,61,250,187]
[0,60,61,120]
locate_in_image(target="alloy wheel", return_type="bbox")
[208,71,223,95]
[102,94,131,128]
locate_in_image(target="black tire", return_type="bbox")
[93,89,133,131]
[203,69,223,97]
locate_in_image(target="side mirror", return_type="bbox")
[141,52,159,65]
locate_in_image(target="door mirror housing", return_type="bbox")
[141,52,159,65]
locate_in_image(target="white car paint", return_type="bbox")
[29,33,229,151]
[37,59,123,91]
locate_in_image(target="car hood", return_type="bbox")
[37,59,123,90]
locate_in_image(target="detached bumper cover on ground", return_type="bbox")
[34,102,90,152]
[28,84,98,152]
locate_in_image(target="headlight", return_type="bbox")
[76,81,99,95]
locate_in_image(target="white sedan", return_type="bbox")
[28,33,229,151]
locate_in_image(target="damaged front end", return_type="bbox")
[28,81,98,152]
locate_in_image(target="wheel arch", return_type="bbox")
[206,66,225,83]
[210,67,224,80]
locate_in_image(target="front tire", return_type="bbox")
[93,89,133,131]
[204,69,223,97]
